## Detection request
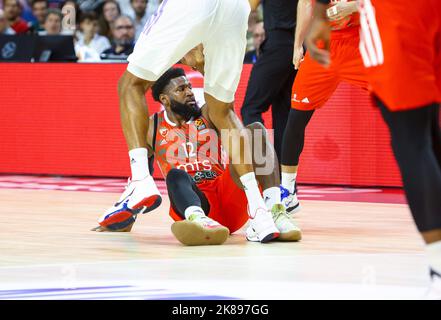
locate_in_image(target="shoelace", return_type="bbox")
[272,208,290,224]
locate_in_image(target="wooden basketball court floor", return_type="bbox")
[0,176,432,300]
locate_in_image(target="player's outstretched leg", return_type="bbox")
[378,100,441,299]
[167,169,229,246]
[280,109,315,214]
[96,71,162,231]
[206,95,279,243]
[244,122,301,242]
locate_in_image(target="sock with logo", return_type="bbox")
[240,172,268,217]
[129,148,150,181]
[263,187,281,210]
[281,172,297,194]
[184,206,206,220]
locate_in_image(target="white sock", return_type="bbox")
[129,148,150,181]
[240,172,267,217]
[263,187,281,210]
[281,172,297,194]
[427,241,441,275]
[184,206,205,220]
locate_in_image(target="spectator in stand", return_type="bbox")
[0,8,16,34]
[128,0,149,41]
[119,0,160,17]
[48,0,65,9]
[77,0,101,12]
[246,3,262,52]
[3,0,30,34]
[100,14,134,60]
[98,0,120,40]
[30,0,48,33]
[39,8,62,35]
[244,21,265,64]
[75,11,111,61]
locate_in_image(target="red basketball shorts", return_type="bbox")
[169,167,249,234]
[292,27,368,111]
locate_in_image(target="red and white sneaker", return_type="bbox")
[98,176,162,231]
[171,214,230,246]
[246,207,280,243]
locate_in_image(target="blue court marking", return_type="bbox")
[0,286,237,300]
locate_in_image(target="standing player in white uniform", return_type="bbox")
[99,0,280,243]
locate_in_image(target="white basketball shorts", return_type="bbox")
[127,0,250,103]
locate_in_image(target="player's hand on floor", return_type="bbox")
[91,222,135,233]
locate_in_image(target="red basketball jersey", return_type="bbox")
[153,110,226,184]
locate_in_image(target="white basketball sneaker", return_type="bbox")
[246,207,280,243]
[98,176,162,231]
[280,184,301,214]
[271,204,302,241]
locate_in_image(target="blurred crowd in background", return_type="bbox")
[0,0,266,62]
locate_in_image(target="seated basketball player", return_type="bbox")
[93,67,302,246]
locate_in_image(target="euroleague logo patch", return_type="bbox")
[194,118,206,130]
[159,128,169,138]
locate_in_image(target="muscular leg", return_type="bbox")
[228,122,281,210]
[280,108,315,193]
[118,71,155,181]
[205,94,254,177]
[227,122,279,188]
[248,122,280,189]
[96,71,160,230]
[271,69,296,162]
[377,99,441,244]
[119,71,153,151]
[223,121,301,241]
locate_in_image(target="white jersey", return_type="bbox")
[127,0,250,103]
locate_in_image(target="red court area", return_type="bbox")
[1,63,433,187]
